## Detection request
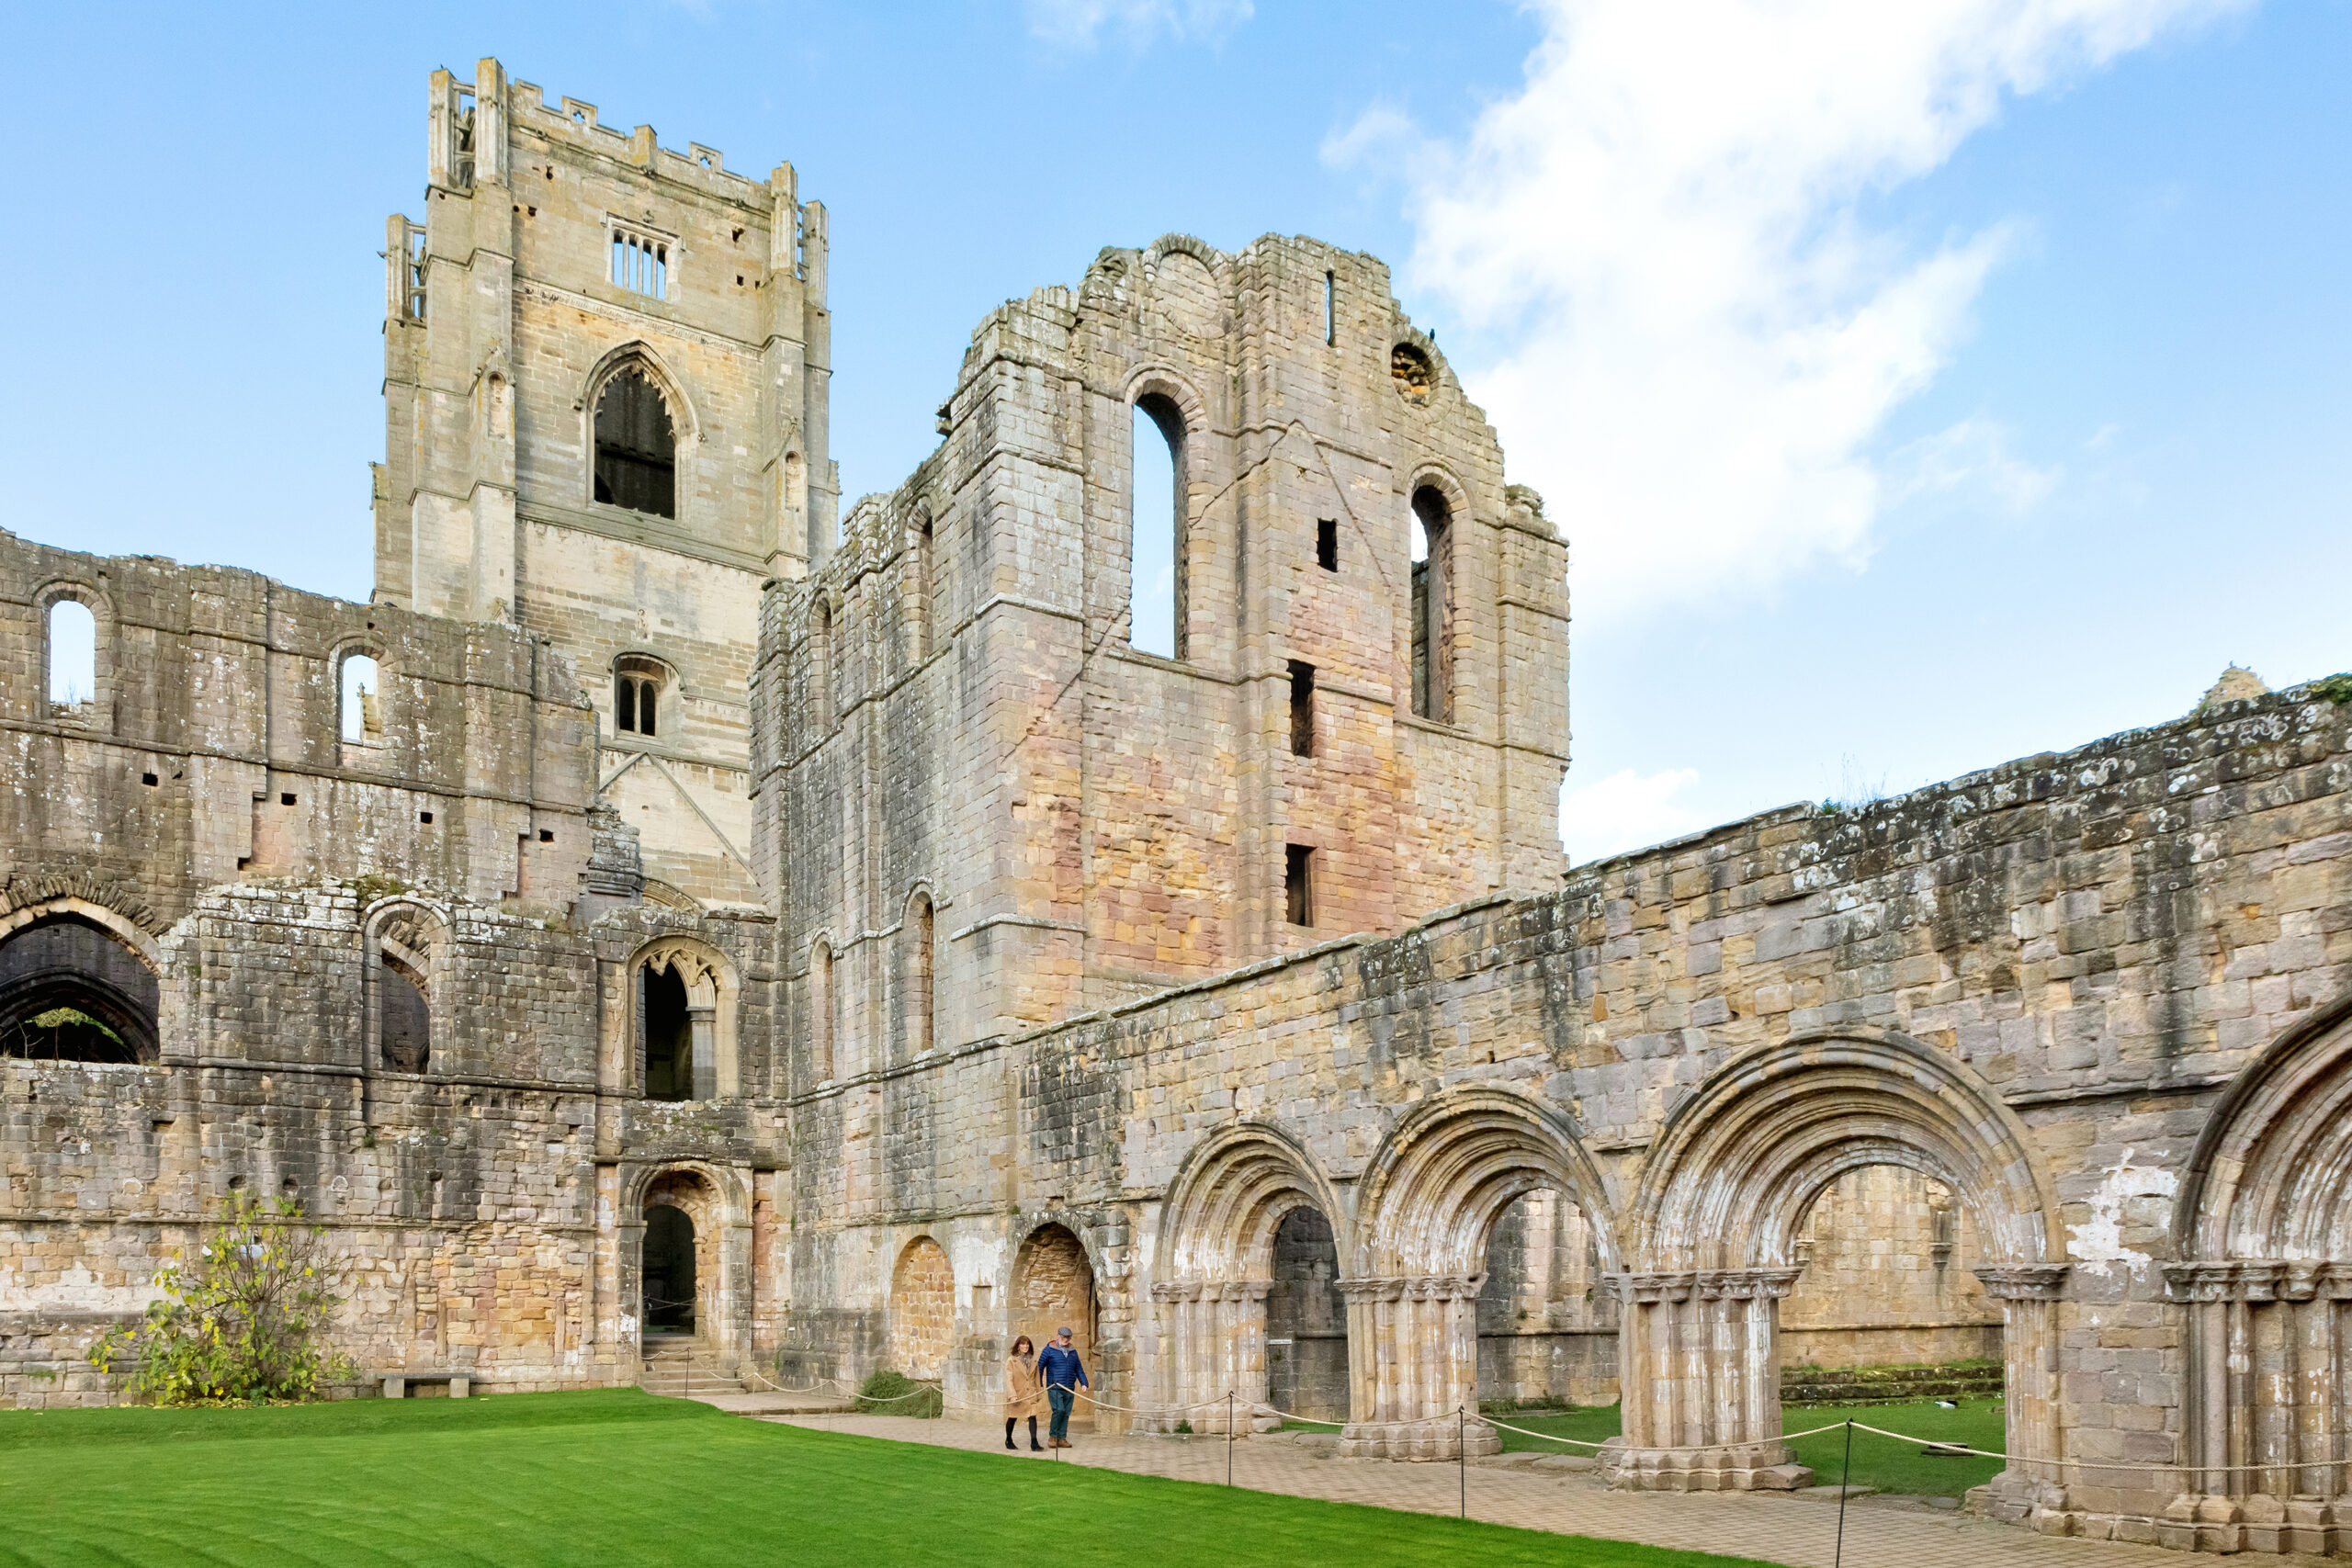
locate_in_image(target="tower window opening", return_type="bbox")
[340,654,383,744]
[614,658,665,738]
[1129,395,1186,660]
[610,222,671,299]
[1317,518,1338,572]
[641,963,692,1102]
[1289,660,1316,758]
[1285,844,1315,928]
[593,367,677,519]
[403,225,428,321]
[452,91,477,189]
[1323,271,1335,344]
[47,599,96,716]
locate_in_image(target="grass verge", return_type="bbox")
[1489,1399,2007,1498]
[0,1389,1805,1568]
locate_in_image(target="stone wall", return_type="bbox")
[1780,1165,2001,1371]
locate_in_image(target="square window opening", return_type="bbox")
[1317,519,1338,572]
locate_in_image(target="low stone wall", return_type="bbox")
[1476,1328,1620,1408]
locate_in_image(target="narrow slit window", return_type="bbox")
[1129,396,1185,660]
[1317,518,1338,572]
[1285,844,1315,928]
[1289,660,1316,758]
[811,941,835,1083]
[341,654,383,744]
[47,599,96,716]
[1323,271,1336,345]
[1409,486,1453,723]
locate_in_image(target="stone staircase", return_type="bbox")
[639,1335,737,1398]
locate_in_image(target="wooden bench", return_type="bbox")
[379,1370,471,1399]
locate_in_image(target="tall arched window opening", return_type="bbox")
[0,914,158,1064]
[1408,486,1453,723]
[379,954,429,1071]
[1129,397,1185,660]
[341,654,383,744]
[641,964,693,1101]
[910,513,935,660]
[48,599,96,718]
[614,656,665,738]
[593,367,677,519]
[810,940,835,1085]
[903,892,934,1062]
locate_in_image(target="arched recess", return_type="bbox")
[888,1235,955,1381]
[620,1160,754,1366]
[2163,993,2352,1551]
[1403,467,1468,727]
[1623,1031,2066,1502]
[362,897,447,1077]
[1340,1087,1619,1458]
[1147,1122,1345,1433]
[630,935,741,1101]
[1011,1219,1103,1432]
[0,896,161,1064]
[334,641,388,748]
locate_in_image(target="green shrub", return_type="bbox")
[91,1192,354,1405]
[854,1370,943,1418]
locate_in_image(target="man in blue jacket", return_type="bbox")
[1036,1325,1089,1449]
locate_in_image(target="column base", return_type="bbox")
[1601,1438,1810,1492]
[2156,1492,2340,1555]
[1131,1402,1283,1437]
[1336,1418,1501,1461]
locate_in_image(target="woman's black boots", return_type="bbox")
[1029,1416,1044,1451]
[1005,1418,1017,1450]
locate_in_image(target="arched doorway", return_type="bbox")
[0,911,159,1063]
[1267,1207,1347,1422]
[1476,1187,1617,1409]
[642,1205,696,1334]
[1626,1032,2064,1504]
[1347,1088,1619,1458]
[1154,1123,1348,1436]
[1013,1224,1097,1431]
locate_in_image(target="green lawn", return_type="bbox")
[1488,1399,2007,1499]
[0,1389,1804,1568]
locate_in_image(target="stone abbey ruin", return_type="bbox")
[6,57,2351,1553]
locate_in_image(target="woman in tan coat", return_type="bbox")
[1004,1335,1045,1450]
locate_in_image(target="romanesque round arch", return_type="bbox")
[0,892,164,1065]
[362,896,448,1075]
[1143,231,1225,273]
[0,895,162,975]
[1122,363,1209,441]
[1351,1085,1619,1279]
[2175,990,2352,1261]
[1160,1120,1343,1280]
[1633,1029,2064,1270]
[1402,463,1472,531]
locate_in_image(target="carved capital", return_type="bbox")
[1974,1264,2069,1302]
[1696,1267,1803,1301]
[1604,1270,1697,1305]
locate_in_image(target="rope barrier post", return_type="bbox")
[1459,1405,1467,1519]
[1227,1392,1235,1487]
[1834,1417,1854,1568]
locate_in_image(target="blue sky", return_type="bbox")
[6,1,2345,863]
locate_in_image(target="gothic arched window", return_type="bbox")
[594,367,677,519]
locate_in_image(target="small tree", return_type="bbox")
[92,1192,353,1404]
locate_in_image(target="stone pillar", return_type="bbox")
[2160,1261,2347,1555]
[1334,1275,1498,1459]
[689,1007,718,1102]
[1974,1265,2071,1532]
[1604,1268,1804,1491]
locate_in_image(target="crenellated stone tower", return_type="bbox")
[374,59,834,908]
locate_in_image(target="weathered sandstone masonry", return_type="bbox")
[4,58,2350,1561]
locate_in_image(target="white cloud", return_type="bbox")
[1883,415,2063,516]
[1334,0,2244,627]
[1025,0,1250,49]
[1560,767,1709,863]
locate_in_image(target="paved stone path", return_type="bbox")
[760,1412,2316,1568]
